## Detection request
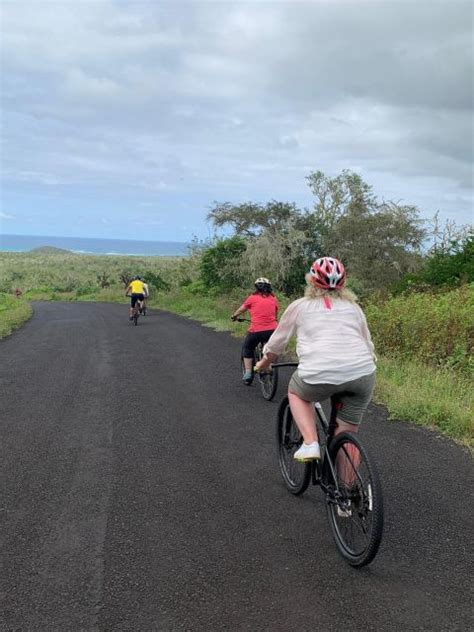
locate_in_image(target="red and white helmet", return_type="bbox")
[309,257,346,290]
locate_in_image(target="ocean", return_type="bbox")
[0,234,189,256]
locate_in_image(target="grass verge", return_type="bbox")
[0,295,33,339]
[154,288,473,448]
[374,357,472,448]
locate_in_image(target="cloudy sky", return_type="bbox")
[1,0,473,242]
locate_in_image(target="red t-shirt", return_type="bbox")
[243,293,279,332]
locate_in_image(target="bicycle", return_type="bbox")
[273,362,384,567]
[234,318,278,401]
[127,294,142,326]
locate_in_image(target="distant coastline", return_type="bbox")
[0,234,189,256]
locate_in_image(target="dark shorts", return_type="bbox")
[242,330,275,358]
[288,371,376,425]
[131,293,144,307]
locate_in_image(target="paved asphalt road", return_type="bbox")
[0,302,472,631]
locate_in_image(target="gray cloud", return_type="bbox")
[1,0,473,237]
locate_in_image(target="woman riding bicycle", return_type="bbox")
[256,257,376,461]
[231,278,279,385]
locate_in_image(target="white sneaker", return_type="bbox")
[294,441,321,462]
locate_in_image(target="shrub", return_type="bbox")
[199,236,247,291]
[143,271,170,291]
[365,285,474,374]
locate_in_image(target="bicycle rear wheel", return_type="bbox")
[276,397,311,495]
[325,432,383,567]
[133,312,139,326]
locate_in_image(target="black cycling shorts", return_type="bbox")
[131,293,144,307]
[242,330,275,358]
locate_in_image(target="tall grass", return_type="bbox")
[0,251,188,296]
[374,357,472,446]
[0,294,32,339]
[365,285,473,375]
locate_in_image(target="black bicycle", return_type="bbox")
[234,318,278,401]
[274,362,383,567]
[127,294,141,326]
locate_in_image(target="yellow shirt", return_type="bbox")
[129,280,145,294]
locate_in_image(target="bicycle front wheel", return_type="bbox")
[325,432,383,567]
[259,368,278,401]
[276,397,311,495]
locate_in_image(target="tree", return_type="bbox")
[305,170,426,291]
[207,200,301,237]
[239,227,310,295]
[205,169,429,295]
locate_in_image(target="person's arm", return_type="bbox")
[231,296,251,320]
[256,300,301,370]
[125,283,131,297]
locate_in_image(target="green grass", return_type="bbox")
[0,250,189,296]
[374,357,473,448]
[0,294,32,339]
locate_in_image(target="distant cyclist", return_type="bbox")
[125,276,145,320]
[231,278,279,385]
[256,257,376,461]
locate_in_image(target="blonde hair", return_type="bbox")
[304,274,358,303]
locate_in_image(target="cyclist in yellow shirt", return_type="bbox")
[125,276,145,320]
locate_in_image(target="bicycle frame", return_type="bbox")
[273,361,359,498]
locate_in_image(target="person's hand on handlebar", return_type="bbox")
[255,351,277,373]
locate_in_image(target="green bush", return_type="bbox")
[395,234,473,292]
[199,236,247,291]
[423,234,473,286]
[143,271,171,292]
[365,285,474,374]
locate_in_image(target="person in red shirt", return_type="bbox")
[231,278,279,384]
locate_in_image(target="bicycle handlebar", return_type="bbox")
[232,317,250,322]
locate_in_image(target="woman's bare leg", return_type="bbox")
[288,390,318,443]
[335,417,360,486]
[243,357,254,371]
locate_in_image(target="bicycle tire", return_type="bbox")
[259,367,278,401]
[253,343,277,400]
[325,432,383,567]
[276,397,311,495]
[133,313,139,326]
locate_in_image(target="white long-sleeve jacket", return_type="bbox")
[263,297,376,385]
